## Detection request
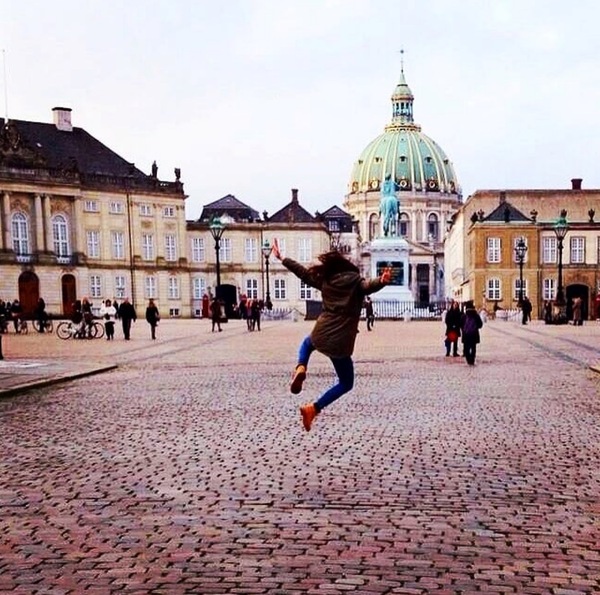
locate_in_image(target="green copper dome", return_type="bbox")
[348,70,460,197]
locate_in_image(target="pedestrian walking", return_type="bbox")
[210,297,222,332]
[145,298,160,340]
[272,240,391,431]
[444,300,461,356]
[572,296,583,326]
[34,297,48,332]
[461,300,483,366]
[521,296,532,325]
[100,298,116,340]
[118,297,137,340]
[364,296,375,331]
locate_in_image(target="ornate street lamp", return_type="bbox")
[209,217,226,290]
[553,209,569,323]
[261,239,273,310]
[514,237,527,307]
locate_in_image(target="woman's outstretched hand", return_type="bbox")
[380,267,392,284]
[272,239,282,260]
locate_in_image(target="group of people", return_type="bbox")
[443,300,484,365]
[239,296,264,332]
[0,299,24,333]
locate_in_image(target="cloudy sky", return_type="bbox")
[3,0,600,219]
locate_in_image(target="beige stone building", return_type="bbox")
[445,180,600,320]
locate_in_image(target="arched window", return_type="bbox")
[11,212,29,256]
[369,214,379,241]
[52,214,70,257]
[399,212,410,238]
[428,213,439,242]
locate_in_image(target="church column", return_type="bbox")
[2,192,10,251]
[429,261,435,302]
[35,194,45,252]
[411,212,418,242]
[43,195,53,253]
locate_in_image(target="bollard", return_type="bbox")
[0,334,3,360]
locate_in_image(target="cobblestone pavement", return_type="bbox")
[1,319,599,594]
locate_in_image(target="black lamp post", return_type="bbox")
[261,239,273,310]
[514,237,527,307]
[554,210,569,322]
[209,217,226,292]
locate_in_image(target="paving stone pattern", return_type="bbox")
[1,319,599,594]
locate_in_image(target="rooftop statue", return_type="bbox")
[379,174,400,237]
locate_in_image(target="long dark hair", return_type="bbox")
[308,250,359,283]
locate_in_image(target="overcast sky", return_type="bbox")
[3,0,600,220]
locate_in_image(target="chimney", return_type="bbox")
[571,178,582,190]
[291,188,299,204]
[52,107,73,132]
[499,191,506,204]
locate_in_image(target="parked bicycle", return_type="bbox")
[56,319,105,340]
[3,316,28,334]
[32,318,54,333]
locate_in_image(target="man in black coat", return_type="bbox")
[118,298,137,340]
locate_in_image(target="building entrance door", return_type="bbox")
[61,274,77,318]
[18,271,40,317]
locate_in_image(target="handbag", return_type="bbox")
[447,330,458,342]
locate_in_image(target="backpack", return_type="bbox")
[463,314,478,336]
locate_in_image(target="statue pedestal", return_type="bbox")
[369,237,413,302]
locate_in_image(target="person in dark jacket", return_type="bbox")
[145,299,160,340]
[461,300,484,366]
[444,300,462,356]
[364,296,375,331]
[210,297,222,332]
[272,241,391,431]
[521,296,532,325]
[118,297,137,340]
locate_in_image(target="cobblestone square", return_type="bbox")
[1,318,599,594]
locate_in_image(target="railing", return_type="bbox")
[368,300,447,320]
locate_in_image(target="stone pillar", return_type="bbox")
[35,194,45,252]
[44,195,53,254]
[2,192,10,250]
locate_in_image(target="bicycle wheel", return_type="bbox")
[46,319,54,333]
[91,321,105,339]
[56,321,72,340]
[32,320,41,332]
[20,321,28,335]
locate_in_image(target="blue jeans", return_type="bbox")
[297,336,355,412]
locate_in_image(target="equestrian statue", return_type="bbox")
[379,174,400,237]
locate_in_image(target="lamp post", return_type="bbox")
[209,217,226,292]
[261,239,273,310]
[553,210,569,323]
[514,237,527,307]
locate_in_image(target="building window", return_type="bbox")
[486,237,501,263]
[246,278,259,299]
[191,237,205,262]
[369,214,378,241]
[139,203,152,216]
[192,277,206,300]
[169,308,180,317]
[427,214,439,241]
[219,238,232,263]
[298,238,311,262]
[542,236,557,263]
[145,276,157,298]
[168,276,180,299]
[109,201,124,214]
[115,275,126,299]
[570,237,585,264]
[486,277,501,300]
[514,278,528,300]
[543,278,556,300]
[142,234,154,260]
[90,275,102,299]
[165,234,177,261]
[244,238,258,263]
[273,238,286,259]
[399,213,409,238]
[86,230,100,258]
[300,281,312,300]
[163,206,175,217]
[11,212,30,256]
[274,278,287,300]
[84,200,99,212]
[52,214,70,257]
[111,231,125,259]
[328,220,340,232]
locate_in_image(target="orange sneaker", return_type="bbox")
[300,403,317,432]
[290,365,306,394]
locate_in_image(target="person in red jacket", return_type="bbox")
[272,240,390,431]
